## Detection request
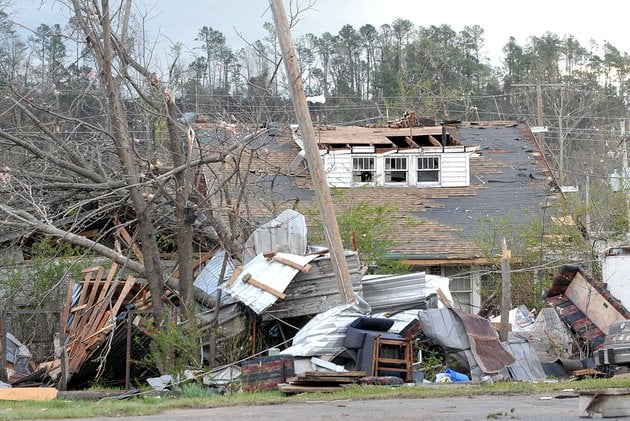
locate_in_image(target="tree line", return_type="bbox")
[0,2,629,321]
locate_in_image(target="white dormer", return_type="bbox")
[298,125,472,188]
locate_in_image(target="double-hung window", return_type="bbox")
[352,157,375,183]
[385,156,407,183]
[417,156,440,184]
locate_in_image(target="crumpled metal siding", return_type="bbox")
[242,209,307,264]
[501,339,546,381]
[361,273,452,313]
[194,249,234,302]
[281,298,371,357]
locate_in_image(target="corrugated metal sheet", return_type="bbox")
[281,299,371,357]
[243,209,307,263]
[262,251,363,319]
[194,249,234,302]
[361,273,452,313]
[222,252,318,314]
[501,339,546,381]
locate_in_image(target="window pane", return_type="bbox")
[385,157,407,182]
[353,157,375,183]
[417,171,439,182]
[417,156,440,183]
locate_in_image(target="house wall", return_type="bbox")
[413,264,481,313]
[322,152,352,187]
[602,253,630,308]
[322,150,471,188]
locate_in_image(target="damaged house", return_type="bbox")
[242,116,558,313]
[0,113,563,390]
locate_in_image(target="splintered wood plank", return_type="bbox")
[71,276,136,370]
[227,266,243,287]
[295,371,366,378]
[110,275,137,318]
[86,277,123,342]
[68,270,94,332]
[83,264,119,334]
[75,266,105,329]
[277,383,343,394]
[243,274,286,299]
[69,265,105,361]
[116,225,144,264]
[273,256,312,272]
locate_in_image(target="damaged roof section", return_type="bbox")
[545,265,630,351]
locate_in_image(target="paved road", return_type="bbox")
[48,394,586,420]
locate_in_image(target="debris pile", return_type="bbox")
[4,212,630,397]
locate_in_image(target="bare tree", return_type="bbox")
[0,1,241,320]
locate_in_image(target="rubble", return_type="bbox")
[9,210,630,396]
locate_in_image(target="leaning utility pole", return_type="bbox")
[269,0,355,303]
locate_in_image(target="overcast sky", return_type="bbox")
[11,0,630,67]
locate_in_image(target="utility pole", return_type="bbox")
[620,119,630,239]
[512,83,563,157]
[499,238,511,342]
[269,0,355,303]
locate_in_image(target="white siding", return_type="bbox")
[322,153,352,187]
[322,150,471,188]
[440,153,470,187]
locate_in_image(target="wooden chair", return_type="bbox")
[371,335,413,382]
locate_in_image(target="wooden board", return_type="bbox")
[0,387,58,401]
[277,383,344,394]
[579,388,630,418]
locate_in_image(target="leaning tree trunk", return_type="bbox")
[72,0,165,322]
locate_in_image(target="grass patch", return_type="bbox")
[0,377,627,420]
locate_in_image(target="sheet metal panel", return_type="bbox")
[243,209,307,263]
[222,252,318,314]
[193,249,234,302]
[502,339,546,381]
[263,251,363,319]
[361,273,452,313]
[281,299,371,357]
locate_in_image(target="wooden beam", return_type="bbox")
[226,266,243,288]
[428,135,442,146]
[242,273,286,299]
[273,256,312,273]
[0,388,58,401]
[499,238,511,342]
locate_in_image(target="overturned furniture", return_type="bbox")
[344,317,412,382]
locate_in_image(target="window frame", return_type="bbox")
[384,156,408,184]
[416,156,441,185]
[352,156,376,184]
